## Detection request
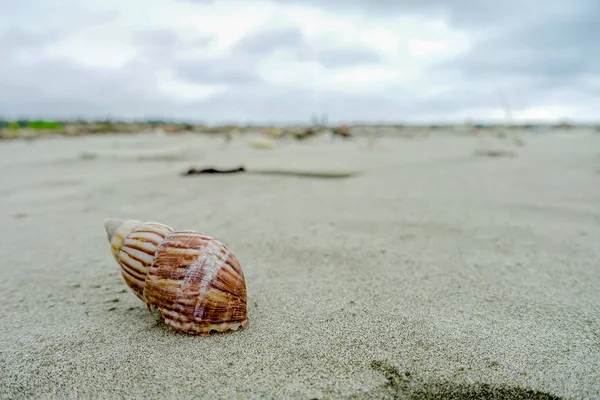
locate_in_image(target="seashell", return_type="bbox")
[103,218,248,335]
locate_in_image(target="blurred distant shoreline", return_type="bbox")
[1,118,598,140]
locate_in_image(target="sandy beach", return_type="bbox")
[0,129,598,399]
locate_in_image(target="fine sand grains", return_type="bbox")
[0,130,599,399]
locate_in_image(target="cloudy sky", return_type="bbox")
[1,0,598,124]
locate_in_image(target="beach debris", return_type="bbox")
[249,138,274,149]
[473,149,518,158]
[333,124,352,138]
[181,166,246,176]
[262,127,282,138]
[103,218,248,335]
[180,165,360,179]
[293,128,315,140]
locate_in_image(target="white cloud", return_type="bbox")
[155,70,227,102]
[513,106,572,122]
[0,0,597,123]
[45,27,137,68]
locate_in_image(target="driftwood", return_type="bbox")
[180,165,360,179]
[181,166,246,176]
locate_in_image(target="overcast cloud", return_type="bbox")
[0,0,598,123]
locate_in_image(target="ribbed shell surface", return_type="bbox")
[111,220,248,335]
[114,222,173,302]
[143,231,248,334]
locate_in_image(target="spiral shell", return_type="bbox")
[104,218,248,335]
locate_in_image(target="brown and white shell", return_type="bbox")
[103,218,248,335]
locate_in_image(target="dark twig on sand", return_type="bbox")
[181,166,246,176]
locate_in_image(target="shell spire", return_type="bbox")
[104,218,125,242]
[103,218,248,335]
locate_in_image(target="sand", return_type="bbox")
[0,129,599,399]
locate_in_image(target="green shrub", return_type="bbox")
[27,121,63,130]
